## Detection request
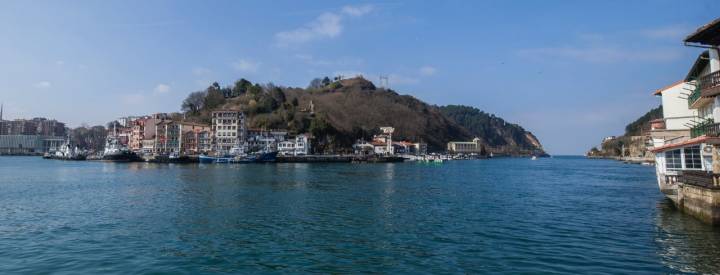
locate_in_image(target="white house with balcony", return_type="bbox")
[278,134,311,156]
[649,18,720,223]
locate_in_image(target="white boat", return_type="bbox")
[45,137,86,160]
[102,125,141,162]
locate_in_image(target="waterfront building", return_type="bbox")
[246,128,287,152]
[278,134,311,156]
[353,127,425,156]
[212,110,246,152]
[0,117,66,137]
[0,115,67,155]
[198,131,212,153]
[368,127,395,155]
[150,120,212,155]
[447,138,484,154]
[353,140,374,155]
[140,115,159,153]
[649,18,720,224]
[128,118,148,152]
[154,121,181,154]
[179,122,211,155]
[0,135,65,155]
[393,141,427,155]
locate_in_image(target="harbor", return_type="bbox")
[1,107,510,165]
[2,155,715,273]
[6,2,720,273]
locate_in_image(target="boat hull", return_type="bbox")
[102,152,142,162]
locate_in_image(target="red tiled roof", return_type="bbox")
[653,80,684,96]
[650,136,720,153]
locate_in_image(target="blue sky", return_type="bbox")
[0,0,718,155]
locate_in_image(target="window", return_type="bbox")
[684,146,702,170]
[666,149,682,170]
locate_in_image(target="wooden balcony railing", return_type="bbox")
[690,120,720,138]
[679,170,720,189]
[700,70,720,97]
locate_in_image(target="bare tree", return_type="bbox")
[307,78,323,89]
[182,91,207,113]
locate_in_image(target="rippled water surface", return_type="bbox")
[2,156,720,273]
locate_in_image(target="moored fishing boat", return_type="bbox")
[45,137,87,161]
[102,126,142,162]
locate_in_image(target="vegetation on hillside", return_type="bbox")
[439,105,545,155]
[180,76,545,155]
[624,106,663,136]
[587,105,662,157]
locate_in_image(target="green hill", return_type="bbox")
[182,76,545,155]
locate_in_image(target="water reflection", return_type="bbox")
[655,198,720,273]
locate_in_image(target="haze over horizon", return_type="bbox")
[0,0,718,155]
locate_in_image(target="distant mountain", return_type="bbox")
[183,77,545,155]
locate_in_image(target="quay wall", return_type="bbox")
[677,184,720,225]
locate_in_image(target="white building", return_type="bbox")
[246,129,288,152]
[650,18,720,202]
[278,134,311,156]
[212,110,246,152]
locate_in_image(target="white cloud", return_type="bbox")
[231,59,261,72]
[274,5,374,47]
[342,4,374,17]
[275,12,342,46]
[33,81,51,88]
[55,60,65,66]
[419,65,437,76]
[517,46,682,63]
[153,83,171,94]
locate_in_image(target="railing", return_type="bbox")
[699,70,720,97]
[678,170,720,189]
[690,119,719,138]
[687,84,702,108]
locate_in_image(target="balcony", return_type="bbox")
[687,84,703,108]
[678,170,720,189]
[700,70,720,97]
[690,119,719,138]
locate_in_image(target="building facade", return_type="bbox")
[0,116,67,155]
[278,134,311,156]
[179,122,211,155]
[649,18,720,224]
[0,118,66,137]
[212,110,246,152]
[447,138,484,154]
[246,128,287,152]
